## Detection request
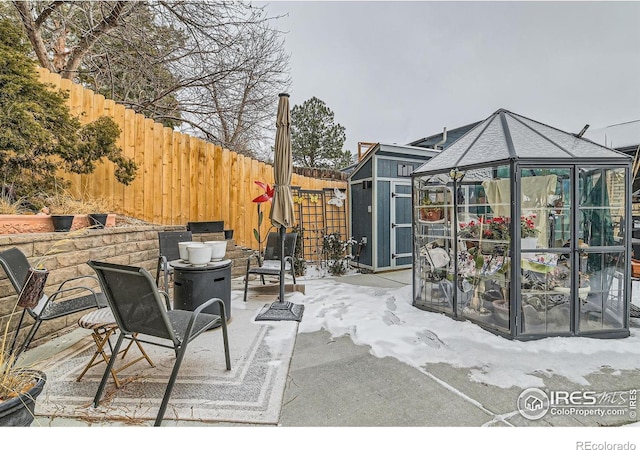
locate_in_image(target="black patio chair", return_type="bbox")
[155,230,193,290]
[0,247,106,357]
[87,260,231,427]
[243,232,297,302]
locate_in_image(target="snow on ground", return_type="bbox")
[290,269,640,389]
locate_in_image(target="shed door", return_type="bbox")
[391,182,412,267]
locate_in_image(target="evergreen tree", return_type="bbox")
[290,97,353,169]
[0,19,136,202]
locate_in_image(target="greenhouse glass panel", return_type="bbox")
[506,115,573,159]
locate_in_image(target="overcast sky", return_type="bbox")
[258,1,640,156]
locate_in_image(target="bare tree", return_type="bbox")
[9,1,290,158]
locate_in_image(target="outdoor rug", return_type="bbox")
[33,300,298,425]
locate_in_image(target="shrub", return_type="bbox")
[0,19,137,201]
[322,232,356,276]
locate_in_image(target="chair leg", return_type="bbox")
[155,343,189,426]
[77,326,121,387]
[17,319,43,356]
[163,269,169,294]
[93,333,125,408]
[8,309,28,357]
[120,333,155,369]
[220,309,231,371]
[243,271,250,302]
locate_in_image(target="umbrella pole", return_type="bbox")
[279,224,285,303]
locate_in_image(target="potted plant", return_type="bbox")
[83,193,111,229]
[520,214,540,249]
[420,196,444,221]
[42,194,79,232]
[0,296,47,427]
[459,216,510,254]
[42,192,109,231]
[87,213,108,229]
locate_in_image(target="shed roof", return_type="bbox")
[349,142,440,179]
[408,121,481,149]
[414,109,631,175]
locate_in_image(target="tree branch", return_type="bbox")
[62,1,130,78]
[12,1,55,72]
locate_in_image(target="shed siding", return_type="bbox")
[377,180,391,268]
[351,158,373,181]
[377,157,428,178]
[350,182,373,266]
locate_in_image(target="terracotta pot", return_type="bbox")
[421,209,443,221]
[464,240,478,250]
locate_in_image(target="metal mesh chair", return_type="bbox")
[0,247,106,357]
[88,260,231,426]
[155,230,192,290]
[243,232,297,302]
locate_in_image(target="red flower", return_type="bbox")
[252,181,274,203]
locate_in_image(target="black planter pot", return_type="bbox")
[88,213,108,229]
[224,229,234,240]
[0,370,46,426]
[51,215,74,232]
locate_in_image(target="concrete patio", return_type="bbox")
[20,268,640,429]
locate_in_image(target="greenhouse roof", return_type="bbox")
[413,109,631,175]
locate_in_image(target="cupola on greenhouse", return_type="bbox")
[411,109,632,339]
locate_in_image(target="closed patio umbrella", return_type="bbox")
[256,93,303,321]
[270,93,296,230]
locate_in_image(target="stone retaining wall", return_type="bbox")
[0,226,252,350]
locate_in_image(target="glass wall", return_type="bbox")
[456,166,511,332]
[413,163,629,339]
[413,175,454,313]
[519,167,572,334]
[577,167,626,333]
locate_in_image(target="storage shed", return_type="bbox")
[348,143,440,272]
[412,108,632,339]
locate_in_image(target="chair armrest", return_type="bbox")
[246,252,262,270]
[183,298,225,341]
[57,275,100,291]
[48,285,101,304]
[159,290,171,311]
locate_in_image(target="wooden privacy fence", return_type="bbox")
[36,67,346,249]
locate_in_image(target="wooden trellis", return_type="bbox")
[292,187,348,263]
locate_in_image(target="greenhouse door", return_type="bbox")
[391,182,413,267]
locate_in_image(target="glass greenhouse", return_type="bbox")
[412,109,632,339]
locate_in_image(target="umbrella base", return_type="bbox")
[255,301,304,322]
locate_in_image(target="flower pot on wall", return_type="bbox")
[224,229,234,240]
[51,215,74,232]
[88,213,108,229]
[0,370,46,427]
